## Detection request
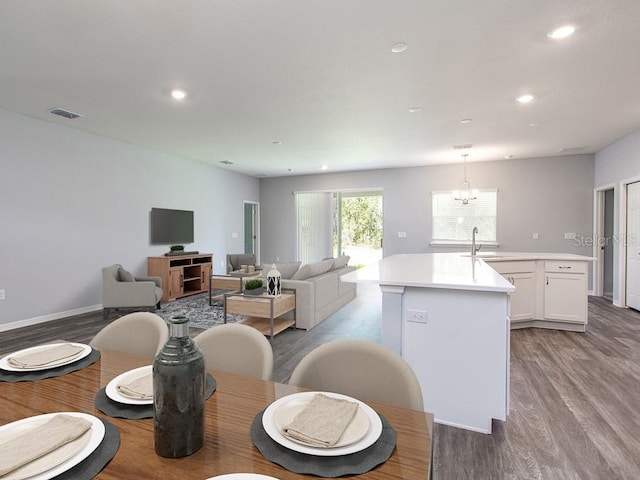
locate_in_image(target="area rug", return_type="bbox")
[156,292,243,329]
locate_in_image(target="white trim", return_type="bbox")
[293,187,383,195]
[617,174,640,308]
[592,183,615,298]
[0,304,103,332]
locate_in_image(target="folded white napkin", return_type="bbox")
[282,393,359,447]
[7,343,84,369]
[0,414,93,477]
[116,372,153,400]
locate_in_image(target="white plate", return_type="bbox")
[262,391,383,456]
[105,365,153,405]
[272,393,369,448]
[206,475,280,480]
[0,412,105,480]
[0,343,91,372]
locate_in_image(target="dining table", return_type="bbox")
[0,348,434,479]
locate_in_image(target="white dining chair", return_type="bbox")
[288,338,424,411]
[193,323,274,380]
[89,311,169,356]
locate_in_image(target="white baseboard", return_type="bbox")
[0,304,103,332]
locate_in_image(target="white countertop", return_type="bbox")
[341,252,594,293]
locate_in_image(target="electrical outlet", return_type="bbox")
[564,232,576,240]
[220,261,225,268]
[231,232,238,238]
[407,309,427,324]
[532,232,539,240]
[0,290,5,301]
[276,256,280,262]
[398,232,407,238]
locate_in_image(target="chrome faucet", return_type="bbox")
[471,226,481,256]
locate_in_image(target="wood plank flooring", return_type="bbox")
[2,285,639,479]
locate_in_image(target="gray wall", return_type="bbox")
[0,109,259,329]
[259,154,595,265]
[595,128,640,305]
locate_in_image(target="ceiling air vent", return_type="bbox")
[219,160,234,165]
[49,108,83,119]
[452,144,473,150]
[559,146,588,154]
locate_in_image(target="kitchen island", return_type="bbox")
[342,253,515,433]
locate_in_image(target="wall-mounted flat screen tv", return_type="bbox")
[150,208,194,244]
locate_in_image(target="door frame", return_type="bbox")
[593,184,615,297]
[613,174,640,308]
[243,200,260,265]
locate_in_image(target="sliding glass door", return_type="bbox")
[295,190,382,266]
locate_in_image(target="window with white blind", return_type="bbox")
[431,189,498,244]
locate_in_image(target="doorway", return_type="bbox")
[594,186,615,300]
[335,190,383,268]
[243,201,260,264]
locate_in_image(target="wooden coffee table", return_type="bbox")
[223,291,296,339]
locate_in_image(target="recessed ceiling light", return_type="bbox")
[409,107,421,113]
[529,123,538,127]
[171,89,187,100]
[460,118,472,124]
[504,154,513,159]
[516,94,534,104]
[272,140,282,145]
[391,43,408,53]
[547,25,576,39]
[321,165,328,170]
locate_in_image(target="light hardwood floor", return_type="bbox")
[2,284,640,479]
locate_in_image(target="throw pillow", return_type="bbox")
[291,263,312,280]
[332,255,351,269]
[263,262,301,280]
[118,268,136,282]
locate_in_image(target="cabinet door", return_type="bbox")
[544,273,587,323]
[508,273,535,321]
[168,266,184,299]
[201,263,212,291]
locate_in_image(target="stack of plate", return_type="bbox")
[261,391,383,456]
[104,365,153,406]
[0,343,92,372]
[0,412,105,480]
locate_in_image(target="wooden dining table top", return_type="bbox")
[0,348,433,479]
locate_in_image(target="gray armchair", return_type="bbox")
[102,264,163,320]
[226,253,258,274]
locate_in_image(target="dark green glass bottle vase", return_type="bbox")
[153,315,205,458]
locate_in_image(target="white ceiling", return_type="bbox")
[1,1,640,177]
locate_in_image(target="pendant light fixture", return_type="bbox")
[452,154,478,204]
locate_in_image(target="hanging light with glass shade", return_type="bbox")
[452,153,478,204]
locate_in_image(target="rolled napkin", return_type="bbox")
[116,372,153,400]
[282,393,359,447]
[7,343,85,369]
[0,414,93,477]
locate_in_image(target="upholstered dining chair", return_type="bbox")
[89,311,169,357]
[288,339,424,411]
[193,323,273,380]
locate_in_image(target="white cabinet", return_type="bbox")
[488,261,536,323]
[543,261,587,324]
[487,258,589,331]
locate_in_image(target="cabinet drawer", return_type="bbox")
[544,261,586,274]
[490,261,536,274]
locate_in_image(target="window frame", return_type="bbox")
[430,188,499,247]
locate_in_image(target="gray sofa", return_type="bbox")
[263,256,356,330]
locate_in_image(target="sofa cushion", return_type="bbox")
[262,262,301,280]
[332,255,350,269]
[118,268,136,282]
[291,259,334,280]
